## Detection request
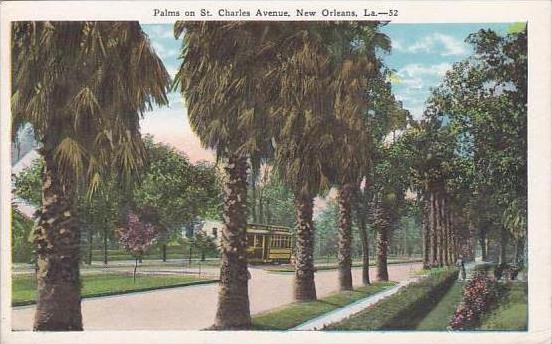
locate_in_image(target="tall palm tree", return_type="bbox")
[11,21,170,330]
[269,22,337,301]
[330,22,392,290]
[174,22,277,329]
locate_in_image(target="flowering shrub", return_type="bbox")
[118,212,159,258]
[449,272,505,330]
[117,212,159,282]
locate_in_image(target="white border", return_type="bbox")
[1,1,551,344]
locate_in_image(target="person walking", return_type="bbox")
[456,256,466,280]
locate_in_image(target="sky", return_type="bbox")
[140,22,512,164]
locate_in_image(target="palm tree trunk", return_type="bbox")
[337,184,355,291]
[293,190,317,301]
[443,197,451,266]
[437,194,444,267]
[447,211,455,263]
[422,193,431,269]
[431,192,439,267]
[33,148,82,331]
[355,190,370,285]
[214,155,251,330]
[374,200,390,281]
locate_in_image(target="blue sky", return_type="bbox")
[140,23,512,162]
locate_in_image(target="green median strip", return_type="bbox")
[325,268,458,330]
[12,273,218,307]
[266,259,422,273]
[251,281,396,330]
[415,280,465,330]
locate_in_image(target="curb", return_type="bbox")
[290,277,421,331]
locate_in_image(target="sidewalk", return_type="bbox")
[291,276,421,331]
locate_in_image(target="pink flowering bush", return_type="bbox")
[449,272,505,329]
[117,212,159,281]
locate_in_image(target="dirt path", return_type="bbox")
[11,262,421,330]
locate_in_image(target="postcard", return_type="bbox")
[0,1,550,343]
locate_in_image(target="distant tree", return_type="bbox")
[189,231,218,261]
[133,136,222,261]
[314,200,339,259]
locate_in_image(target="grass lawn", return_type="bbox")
[416,280,464,330]
[325,268,458,331]
[12,273,218,306]
[479,282,528,331]
[251,281,396,330]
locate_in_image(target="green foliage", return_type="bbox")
[425,27,527,244]
[478,282,528,330]
[13,160,42,207]
[182,231,219,259]
[12,22,170,192]
[11,209,35,263]
[12,136,223,262]
[134,136,222,239]
[314,200,340,257]
[252,282,395,330]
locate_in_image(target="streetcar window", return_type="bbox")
[254,235,262,248]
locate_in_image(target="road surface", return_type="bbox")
[12,262,421,330]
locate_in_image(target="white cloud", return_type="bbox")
[399,33,468,56]
[399,77,424,89]
[398,63,452,78]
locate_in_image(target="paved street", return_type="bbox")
[12,262,421,330]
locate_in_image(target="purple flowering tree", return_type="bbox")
[118,212,159,282]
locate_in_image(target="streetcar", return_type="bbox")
[245,223,293,264]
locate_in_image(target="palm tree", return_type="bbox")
[174,22,277,329]
[330,22,392,290]
[269,22,338,301]
[11,21,170,330]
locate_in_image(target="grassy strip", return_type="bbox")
[266,259,422,273]
[325,268,459,330]
[12,273,218,306]
[251,282,396,330]
[478,282,528,331]
[415,281,465,330]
